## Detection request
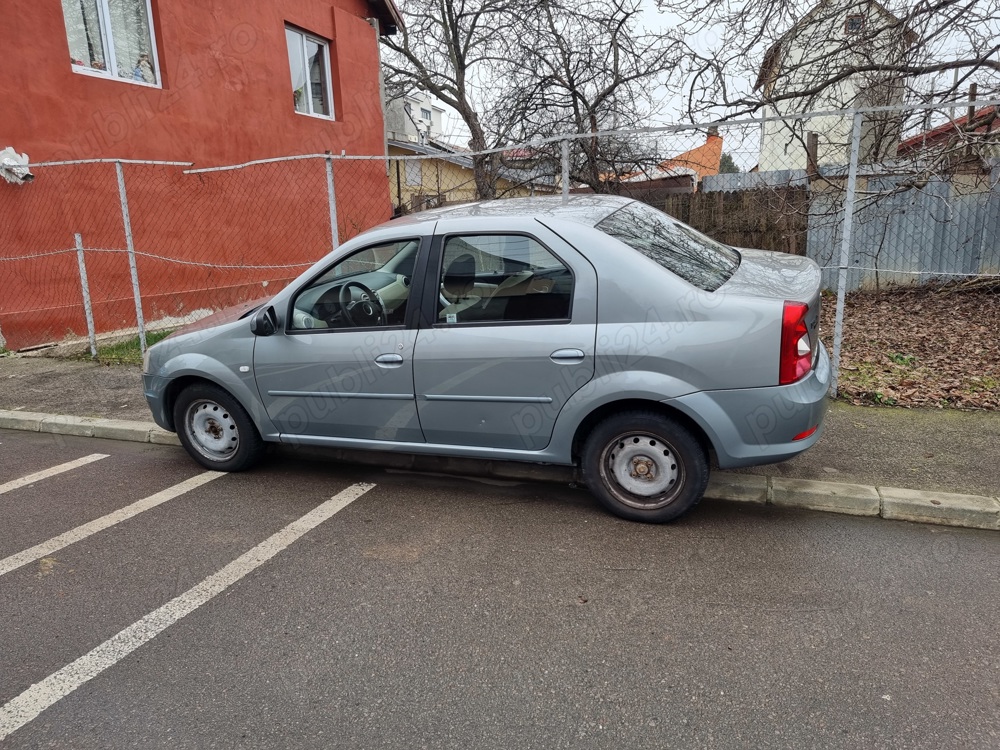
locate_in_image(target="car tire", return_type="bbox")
[581,411,708,523]
[173,383,265,472]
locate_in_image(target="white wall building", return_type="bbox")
[384,92,447,146]
[755,0,914,171]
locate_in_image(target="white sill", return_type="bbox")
[71,64,162,89]
[294,109,337,122]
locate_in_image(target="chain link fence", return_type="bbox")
[2,102,997,404]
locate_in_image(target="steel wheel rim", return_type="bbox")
[184,399,239,462]
[600,431,683,510]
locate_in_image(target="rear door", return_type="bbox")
[412,219,598,451]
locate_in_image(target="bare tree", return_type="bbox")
[380,0,534,198]
[507,0,680,191]
[661,0,1000,116]
[382,0,679,197]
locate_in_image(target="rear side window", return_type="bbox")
[596,201,740,291]
[436,234,573,325]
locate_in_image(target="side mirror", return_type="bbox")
[249,306,278,336]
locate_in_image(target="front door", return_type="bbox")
[253,238,425,443]
[413,229,597,451]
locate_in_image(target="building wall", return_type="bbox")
[387,145,554,214]
[0,0,388,165]
[385,94,446,144]
[388,145,478,211]
[0,0,393,350]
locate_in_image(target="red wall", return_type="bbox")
[0,0,389,165]
[0,0,393,350]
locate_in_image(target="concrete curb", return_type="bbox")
[1,409,996,532]
[0,409,181,447]
[707,475,997,532]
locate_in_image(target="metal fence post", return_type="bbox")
[74,233,97,359]
[830,111,864,398]
[115,161,147,353]
[561,140,570,204]
[326,154,339,251]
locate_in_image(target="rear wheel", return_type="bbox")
[582,411,708,523]
[173,383,265,472]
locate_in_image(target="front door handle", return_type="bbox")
[374,353,404,367]
[550,348,585,364]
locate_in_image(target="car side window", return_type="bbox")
[289,239,418,330]
[437,234,573,325]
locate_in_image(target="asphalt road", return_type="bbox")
[1,429,997,749]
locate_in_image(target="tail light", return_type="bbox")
[779,301,812,385]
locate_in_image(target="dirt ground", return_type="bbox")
[0,356,149,422]
[819,283,999,410]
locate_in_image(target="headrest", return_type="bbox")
[444,253,476,297]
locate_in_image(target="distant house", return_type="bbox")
[384,95,556,212]
[620,130,724,193]
[755,0,916,171]
[387,140,558,213]
[579,129,724,200]
[897,106,999,160]
[385,92,447,147]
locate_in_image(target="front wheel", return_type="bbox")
[581,411,708,523]
[173,383,265,472]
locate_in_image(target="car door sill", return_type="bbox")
[276,433,572,464]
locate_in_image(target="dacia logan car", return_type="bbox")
[144,195,830,523]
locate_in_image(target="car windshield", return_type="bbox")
[310,239,418,286]
[596,201,740,291]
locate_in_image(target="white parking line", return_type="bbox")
[0,471,224,579]
[0,454,110,496]
[0,482,374,742]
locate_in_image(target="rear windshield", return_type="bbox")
[596,201,740,291]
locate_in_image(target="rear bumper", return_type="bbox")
[665,343,831,469]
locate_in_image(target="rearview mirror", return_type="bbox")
[249,306,278,336]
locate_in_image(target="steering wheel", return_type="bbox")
[336,281,386,327]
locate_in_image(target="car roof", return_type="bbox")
[387,194,634,228]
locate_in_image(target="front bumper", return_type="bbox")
[666,343,831,469]
[143,374,174,432]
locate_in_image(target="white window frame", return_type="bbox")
[66,0,161,88]
[286,25,336,120]
[420,108,433,121]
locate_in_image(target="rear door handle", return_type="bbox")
[374,353,404,367]
[550,348,585,364]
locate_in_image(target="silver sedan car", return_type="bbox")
[144,195,829,523]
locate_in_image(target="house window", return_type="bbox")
[845,14,865,33]
[61,0,159,84]
[420,108,433,121]
[286,26,334,118]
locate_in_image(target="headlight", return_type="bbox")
[142,347,152,374]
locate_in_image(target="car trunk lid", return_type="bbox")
[721,248,823,374]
